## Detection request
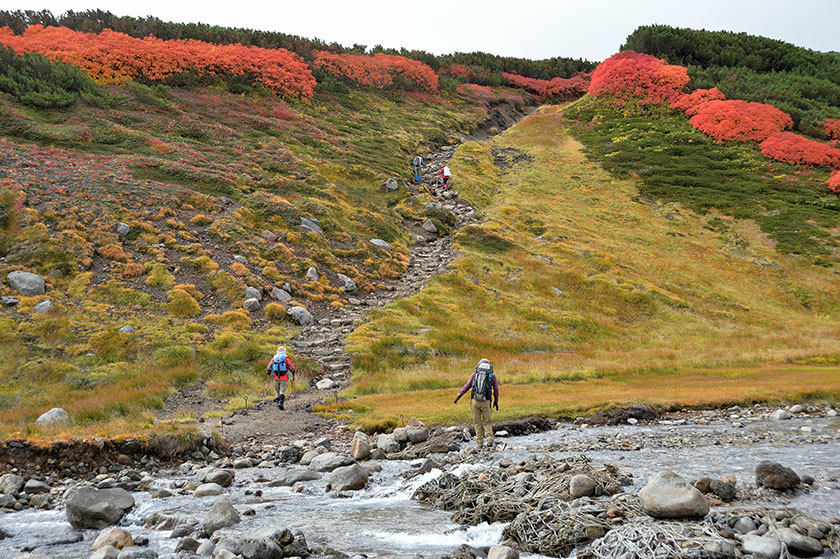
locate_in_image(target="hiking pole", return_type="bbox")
[263,377,269,402]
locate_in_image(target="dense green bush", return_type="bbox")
[0,45,102,108]
[567,98,838,263]
[623,25,840,85]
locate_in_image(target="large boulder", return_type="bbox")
[268,468,321,487]
[243,298,261,312]
[329,463,369,492]
[34,299,54,313]
[406,426,430,444]
[308,452,353,473]
[194,483,225,497]
[569,474,597,498]
[755,461,800,490]
[638,470,709,519]
[336,273,356,293]
[239,528,291,559]
[204,469,234,487]
[270,287,292,302]
[776,527,823,555]
[300,217,322,234]
[0,473,24,494]
[741,534,782,559]
[6,270,45,296]
[370,238,390,251]
[92,527,133,550]
[350,433,371,461]
[245,287,262,301]
[287,306,314,326]
[487,546,520,559]
[65,488,135,529]
[23,479,50,494]
[36,407,69,426]
[202,496,240,535]
[376,433,400,454]
[305,267,319,282]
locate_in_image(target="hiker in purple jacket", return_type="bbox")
[454,358,499,449]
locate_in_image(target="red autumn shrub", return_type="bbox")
[448,64,470,79]
[760,132,840,168]
[689,100,793,142]
[0,25,315,100]
[824,118,840,140]
[588,50,689,105]
[501,72,590,98]
[828,170,840,192]
[312,51,438,92]
[670,87,726,116]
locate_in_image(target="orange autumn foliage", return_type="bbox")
[760,132,840,168]
[588,50,689,105]
[689,100,793,142]
[501,72,590,98]
[0,25,316,100]
[824,118,840,140]
[670,87,726,116]
[312,51,438,92]
[828,171,840,193]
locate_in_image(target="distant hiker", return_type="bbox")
[412,155,424,182]
[437,164,451,188]
[266,346,296,410]
[453,358,499,449]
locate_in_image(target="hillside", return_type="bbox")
[0,17,839,439]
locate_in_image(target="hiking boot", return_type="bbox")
[277,395,285,410]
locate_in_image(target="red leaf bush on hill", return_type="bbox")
[501,72,590,98]
[670,87,726,116]
[828,171,840,192]
[824,118,840,140]
[313,51,438,92]
[0,25,316,100]
[760,132,840,168]
[588,50,689,105]
[689,100,793,142]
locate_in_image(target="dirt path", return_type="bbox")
[160,105,530,445]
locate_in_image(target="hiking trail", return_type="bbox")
[158,104,531,444]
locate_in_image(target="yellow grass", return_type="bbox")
[335,105,840,427]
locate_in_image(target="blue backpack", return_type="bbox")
[270,358,287,377]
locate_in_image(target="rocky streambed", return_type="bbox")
[0,404,837,559]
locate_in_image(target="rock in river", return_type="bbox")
[638,470,709,519]
[65,487,135,529]
[755,461,800,490]
[202,496,240,535]
[329,463,369,492]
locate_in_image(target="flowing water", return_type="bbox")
[1,415,837,559]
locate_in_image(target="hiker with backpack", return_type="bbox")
[266,346,296,410]
[412,155,424,182]
[437,164,451,188]
[453,358,499,450]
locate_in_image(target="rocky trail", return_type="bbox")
[166,105,529,444]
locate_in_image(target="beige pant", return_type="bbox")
[274,380,288,398]
[471,398,493,447]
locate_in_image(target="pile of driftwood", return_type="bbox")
[413,455,631,525]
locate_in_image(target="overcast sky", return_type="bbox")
[10,0,840,61]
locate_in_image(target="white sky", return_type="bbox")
[7,0,840,61]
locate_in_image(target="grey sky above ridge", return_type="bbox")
[9,0,840,61]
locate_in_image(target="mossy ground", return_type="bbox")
[330,105,840,429]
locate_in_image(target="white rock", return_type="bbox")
[741,534,782,559]
[370,239,391,251]
[487,546,520,559]
[316,378,336,390]
[244,286,262,301]
[36,407,69,425]
[305,267,319,281]
[638,470,709,519]
[243,298,261,312]
[771,409,791,420]
[116,223,130,236]
[789,404,806,413]
[34,299,54,313]
[194,483,225,497]
[287,306,314,326]
[6,270,46,295]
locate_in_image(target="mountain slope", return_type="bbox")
[331,105,840,428]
